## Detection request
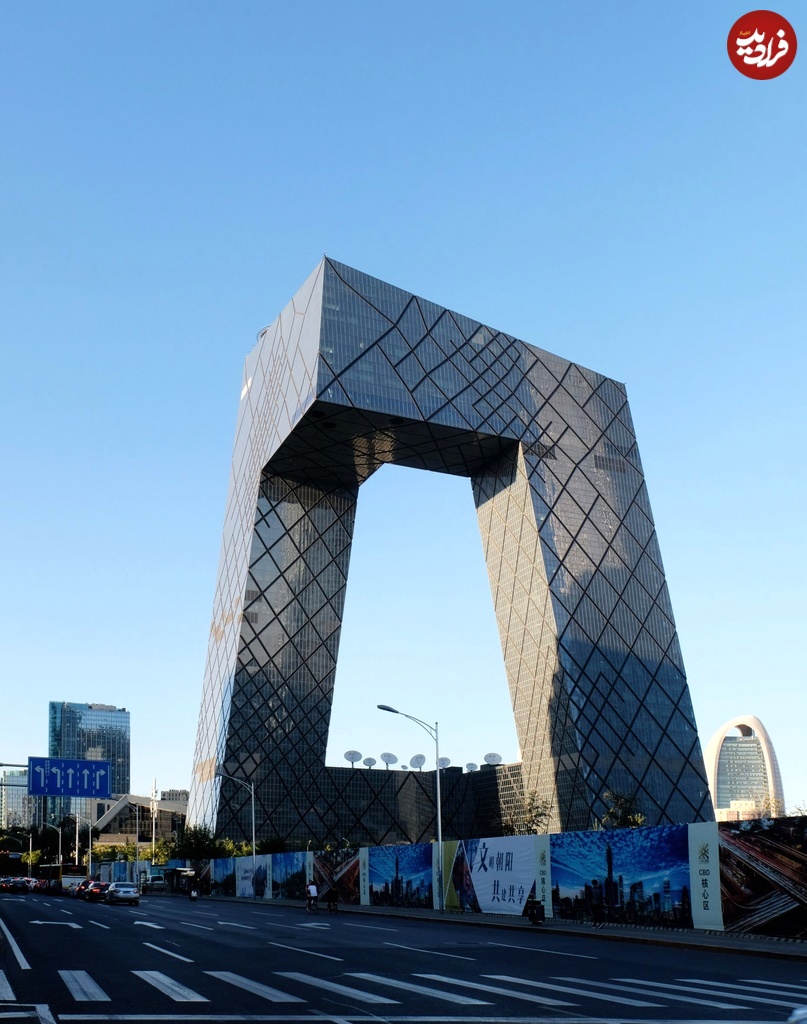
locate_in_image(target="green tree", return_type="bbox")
[151,837,174,866]
[500,792,553,835]
[22,848,42,872]
[602,790,645,829]
[174,824,218,860]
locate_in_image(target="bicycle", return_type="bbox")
[306,895,318,914]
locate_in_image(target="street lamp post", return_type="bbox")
[44,822,62,868]
[377,704,444,911]
[215,770,256,884]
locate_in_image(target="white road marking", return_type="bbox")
[181,920,215,930]
[132,969,208,1000]
[343,922,399,932]
[133,920,165,929]
[384,941,476,961]
[29,920,81,928]
[487,974,661,1008]
[488,940,597,959]
[216,920,257,929]
[205,970,306,1002]
[268,941,343,961]
[142,942,195,962]
[746,979,807,992]
[88,919,111,930]
[556,976,747,1010]
[0,918,31,969]
[673,978,803,1007]
[59,970,111,1001]
[415,973,575,1007]
[47,1016,783,1024]
[347,972,490,1004]
[0,969,16,998]
[274,972,398,1004]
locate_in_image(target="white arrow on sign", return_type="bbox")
[30,921,81,928]
[133,921,165,929]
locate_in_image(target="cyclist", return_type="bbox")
[306,880,318,913]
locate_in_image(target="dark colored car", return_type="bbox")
[74,879,92,898]
[84,881,109,901]
[3,877,30,893]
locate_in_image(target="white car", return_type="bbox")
[106,882,140,905]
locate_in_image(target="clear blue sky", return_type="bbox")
[2,2,805,810]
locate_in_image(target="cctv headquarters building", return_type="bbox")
[188,259,713,847]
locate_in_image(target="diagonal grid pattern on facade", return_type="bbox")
[189,259,713,845]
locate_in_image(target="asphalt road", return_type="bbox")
[1,892,806,1023]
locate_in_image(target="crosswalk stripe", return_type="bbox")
[346,972,490,1004]
[485,974,661,1008]
[678,978,807,1007]
[205,971,305,1002]
[746,979,807,993]
[274,972,398,1004]
[58,970,111,1001]
[132,970,209,1001]
[552,976,747,1010]
[620,977,800,1008]
[414,973,575,1007]
[0,970,16,999]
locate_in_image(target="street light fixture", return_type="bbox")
[215,770,256,882]
[377,704,444,911]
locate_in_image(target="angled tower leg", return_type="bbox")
[473,445,590,832]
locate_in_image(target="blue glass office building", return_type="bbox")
[189,260,713,845]
[48,702,131,823]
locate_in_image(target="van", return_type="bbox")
[147,875,166,892]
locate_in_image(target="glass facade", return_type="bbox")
[704,715,784,819]
[48,702,131,823]
[189,259,713,844]
[1,769,35,829]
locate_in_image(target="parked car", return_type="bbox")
[84,881,109,901]
[107,882,140,905]
[3,877,30,893]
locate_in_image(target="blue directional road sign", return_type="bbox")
[27,757,112,798]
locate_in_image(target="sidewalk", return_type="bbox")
[211,894,807,962]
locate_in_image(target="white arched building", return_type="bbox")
[704,715,785,820]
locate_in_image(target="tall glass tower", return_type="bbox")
[189,259,713,845]
[48,702,131,823]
